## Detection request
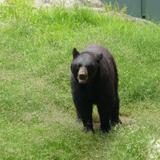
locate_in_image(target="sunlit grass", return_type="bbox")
[0,1,160,159]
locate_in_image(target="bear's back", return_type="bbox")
[83,44,117,82]
[82,44,110,55]
[82,45,114,63]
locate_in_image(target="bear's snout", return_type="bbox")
[77,67,88,84]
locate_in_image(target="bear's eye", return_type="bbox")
[72,63,81,70]
[87,64,93,68]
[74,64,81,72]
[86,64,94,71]
[76,64,81,69]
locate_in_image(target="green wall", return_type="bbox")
[118,0,141,17]
[143,0,160,21]
[103,0,160,21]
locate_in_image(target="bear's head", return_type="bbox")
[71,48,102,84]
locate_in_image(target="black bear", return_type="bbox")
[70,44,120,132]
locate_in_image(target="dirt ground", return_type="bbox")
[35,0,103,8]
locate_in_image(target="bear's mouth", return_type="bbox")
[77,75,88,84]
[78,79,88,84]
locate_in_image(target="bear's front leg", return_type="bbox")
[97,99,112,133]
[79,105,94,132]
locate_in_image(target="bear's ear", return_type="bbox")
[96,53,103,62]
[72,48,80,59]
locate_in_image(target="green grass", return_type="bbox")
[0,1,160,159]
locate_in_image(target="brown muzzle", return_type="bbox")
[77,66,88,84]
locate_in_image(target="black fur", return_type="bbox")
[71,45,120,132]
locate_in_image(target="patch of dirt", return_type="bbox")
[120,115,133,124]
[35,0,103,8]
[0,0,5,3]
[93,114,133,130]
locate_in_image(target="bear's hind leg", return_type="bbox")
[111,95,121,126]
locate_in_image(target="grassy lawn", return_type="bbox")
[0,1,160,160]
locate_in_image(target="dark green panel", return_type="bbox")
[143,0,160,21]
[103,0,142,17]
[118,0,142,17]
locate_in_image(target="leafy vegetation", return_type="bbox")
[0,1,160,159]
